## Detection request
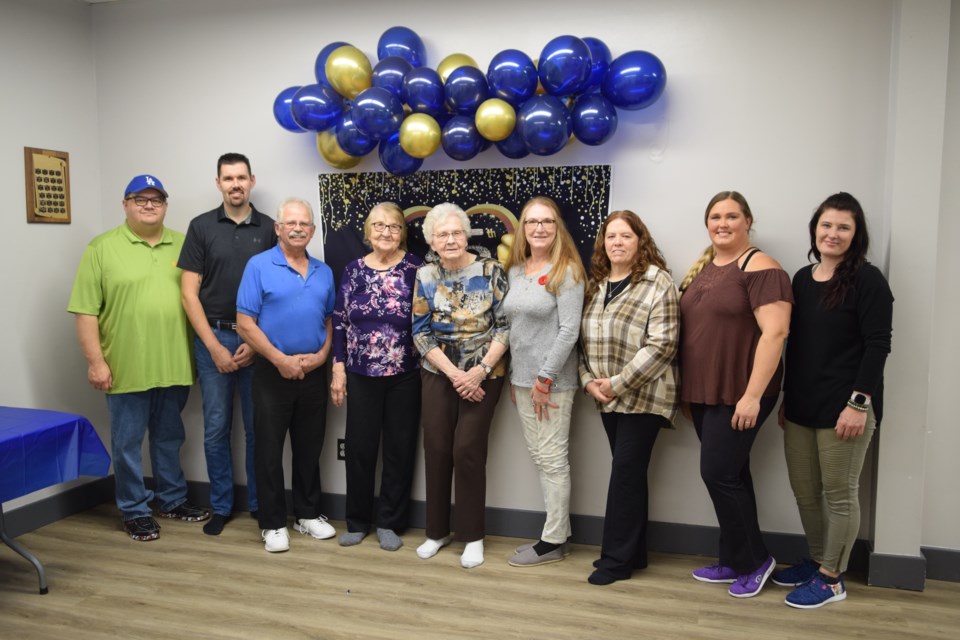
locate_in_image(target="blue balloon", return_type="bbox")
[487,49,538,107]
[601,50,667,110]
[441,115,484,161]
[496,127,529,159]
[336,111,378,156]
[379,132,423,176]
[314,41,350,85]
[444,66,490,116]
[273,86,306,132]
[517,95,570,156]
[291,83,344,132]
[582,37,612,93]
[571,94,618,145]
[538,35,593,97]
[350,87,404,139]
[377,26,426,68]
[372,56,413,100]
[402,67,445,117]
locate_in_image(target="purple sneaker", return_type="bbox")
[729,556,776,598]
[692,563,738,583]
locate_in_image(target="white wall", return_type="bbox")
[923,1,960,552]
[3,0,956,554]
[0,0,106,509]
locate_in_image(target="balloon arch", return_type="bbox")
[273,27,666,176]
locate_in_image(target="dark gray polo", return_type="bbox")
[177,204,277,322]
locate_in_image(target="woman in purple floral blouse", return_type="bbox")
[330,202,423,552]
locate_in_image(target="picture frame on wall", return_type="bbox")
[24,147,71,224]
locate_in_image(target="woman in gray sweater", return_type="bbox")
[502,196,585,567]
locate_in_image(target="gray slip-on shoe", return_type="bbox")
[508,544,566,567]
[514,541,571,557]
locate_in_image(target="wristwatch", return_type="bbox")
[480,362,492,376]
[850,392,871,406]
[537,375,553,389]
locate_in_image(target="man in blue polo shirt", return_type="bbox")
[178,153,276,536]
[237,197,337,553]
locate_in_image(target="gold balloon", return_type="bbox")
[534,57,546,95]
[316,130,361,170]
[497,233,515,264]
[325,45,372,100]
[475,98,516,142]
[437,53,479,83]
[399,113,441,159]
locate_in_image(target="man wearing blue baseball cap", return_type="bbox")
[68,174,210,541]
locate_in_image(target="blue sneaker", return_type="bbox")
[785,573,846,608]
[728,555,776,598]
[692,563,738,583]
[772,558,820,586]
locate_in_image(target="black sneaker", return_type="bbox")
[158,502,211,522]
[123,516,161,541]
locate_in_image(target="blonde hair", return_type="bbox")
[679,191,754,293]
[585,210,669,304]
[504,196,585,294]
[363,202,408,250]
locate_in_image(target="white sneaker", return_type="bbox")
[262,527,290,553]
[295,516,336,540]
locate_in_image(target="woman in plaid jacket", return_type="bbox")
[578,210,680,586]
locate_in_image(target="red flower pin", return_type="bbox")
[537,275,548,285]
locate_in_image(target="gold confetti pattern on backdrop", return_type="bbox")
[318,165,611,262]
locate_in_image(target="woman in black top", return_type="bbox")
[773,192,893,609]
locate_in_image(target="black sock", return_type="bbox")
[821,573,841,585]
[203,513,231,536]
[533,540,560,556]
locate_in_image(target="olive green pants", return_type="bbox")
[783,408,876,574]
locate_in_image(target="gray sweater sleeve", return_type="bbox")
[538,269,585,381]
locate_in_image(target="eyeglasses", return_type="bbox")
[126,196,166,207]
[434,230,466,241]
[372,222,402,234]
[524,218,557,228]
[279,221,315,229]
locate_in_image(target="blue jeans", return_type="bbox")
[195,331,257,516]
[106,386,190,520]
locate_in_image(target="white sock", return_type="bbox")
[416,535,452,559]
[461,539,485,568]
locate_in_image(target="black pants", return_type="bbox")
[344,369,421,533]
[253,361,327,530]
[691,396,777,574]
[594,412,666,579]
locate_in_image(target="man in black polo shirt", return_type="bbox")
[178,153,277,535]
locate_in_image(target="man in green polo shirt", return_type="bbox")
[68,174,210,541]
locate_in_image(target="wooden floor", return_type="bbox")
[1,505,957,639]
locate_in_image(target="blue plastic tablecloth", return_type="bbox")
[0,406,111,503]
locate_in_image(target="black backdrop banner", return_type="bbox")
[318,165,611,284]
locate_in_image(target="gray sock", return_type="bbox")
[377,528,403,551]
[339,531,367,546]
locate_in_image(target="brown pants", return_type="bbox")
[421,370,504,541]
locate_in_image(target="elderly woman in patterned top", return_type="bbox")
[330,202,423,552]
[411,202,509,569]
[579,210,680,586]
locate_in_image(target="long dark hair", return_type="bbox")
[585,210,669,304]
[809,192,870,310]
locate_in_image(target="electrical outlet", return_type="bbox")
[337,438,346,461]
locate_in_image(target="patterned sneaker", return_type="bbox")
[123,516,160,541]
[158,502,211,522]
[692,563,738,583]
[785,573,846,608]
[728,555,776,598]
[772,558,820,587]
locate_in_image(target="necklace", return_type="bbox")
[604,276,630,305]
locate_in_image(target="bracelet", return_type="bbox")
[846,400,869,412]
[534,383,551,394]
